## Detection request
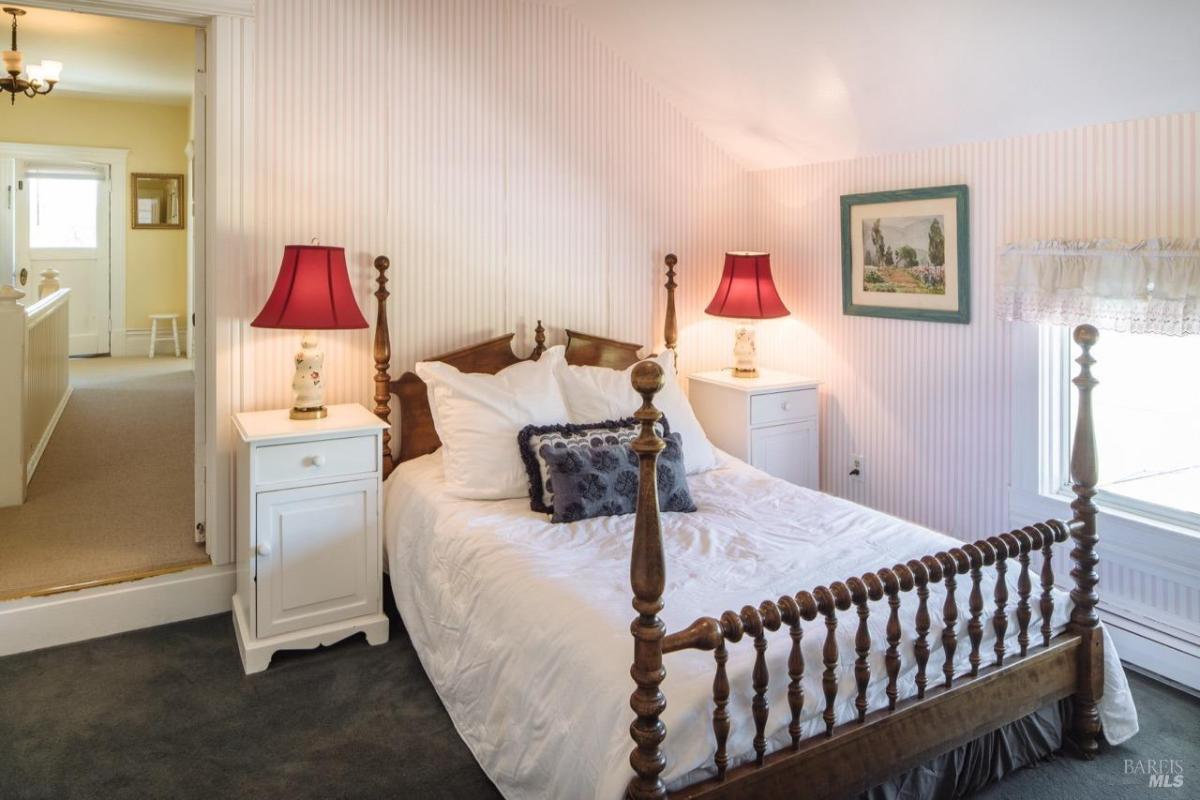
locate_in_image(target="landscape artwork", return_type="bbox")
[841,185,970,323]
[861,215,945,294]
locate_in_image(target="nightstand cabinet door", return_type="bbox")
[255,478,379,639]
[750,419,818,489]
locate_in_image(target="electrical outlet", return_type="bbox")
[849,454,864,480]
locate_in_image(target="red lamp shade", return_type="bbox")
[250,245,368,330]
[704,252,789,319]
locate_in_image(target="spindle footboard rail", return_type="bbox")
[626,325,1104,800]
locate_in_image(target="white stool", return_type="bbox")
[148,313,181,358]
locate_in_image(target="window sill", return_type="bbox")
[1010,487,1200,573]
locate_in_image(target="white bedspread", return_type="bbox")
[383,451,1138,800]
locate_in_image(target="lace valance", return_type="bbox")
[997,238,1200,335]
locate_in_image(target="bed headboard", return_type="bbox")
[371,253,679,477]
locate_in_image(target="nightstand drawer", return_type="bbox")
[255,435,377,485]
[750,388,817,426]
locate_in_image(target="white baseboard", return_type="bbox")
[112,326,189,358]
[25,385,73,483]
[1103,610,1200,693]
[0,563,233,656]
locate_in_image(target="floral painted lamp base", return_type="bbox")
[732,322,759,378]
[290,330,327,420]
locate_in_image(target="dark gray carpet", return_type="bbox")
[1,607,1196,799]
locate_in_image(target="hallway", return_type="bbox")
[0,357,206,599]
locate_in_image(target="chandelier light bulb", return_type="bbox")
[39,59,60,82]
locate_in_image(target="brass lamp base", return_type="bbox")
[732,367,759,379]
[290,406,328,420]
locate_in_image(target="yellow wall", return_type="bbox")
[3,94,190,331]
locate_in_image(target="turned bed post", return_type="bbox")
[1068,324,1103,758]
[628,360,669,800]
[664,254,678,371]
[372,256,394,477]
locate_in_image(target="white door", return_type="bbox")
[750,418,819,489]
[254,479,379,639]
[15,160,111,356]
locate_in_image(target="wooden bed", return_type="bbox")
[368,253,1104,799]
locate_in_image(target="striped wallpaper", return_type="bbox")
[747,111,1200,539]
[237,4,1195,556]
[240,0,748,415]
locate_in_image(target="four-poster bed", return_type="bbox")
[367,252,1116,799]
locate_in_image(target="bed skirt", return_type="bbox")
[861,699,1069,799]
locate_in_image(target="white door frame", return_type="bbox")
[190,27,207,546]
[0,142,127,355]
[0,0,252,655]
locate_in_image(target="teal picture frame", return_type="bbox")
[840,184,970,324]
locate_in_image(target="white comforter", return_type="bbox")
[383,451,1138,800]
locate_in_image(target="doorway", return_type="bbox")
[0,5,208,600]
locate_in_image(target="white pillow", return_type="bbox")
[416,345,569,499]
[555,351,718,474]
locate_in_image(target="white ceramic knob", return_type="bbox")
[782,401,792,411]
[310,454,326,467]
[256,542,271,557]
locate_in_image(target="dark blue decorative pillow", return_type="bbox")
[540,432,697,524]
[518,417,669,514]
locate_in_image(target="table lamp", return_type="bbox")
[704,251,789,378]
[251,244,368,419]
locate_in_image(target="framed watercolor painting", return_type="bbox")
[840,184,970,323]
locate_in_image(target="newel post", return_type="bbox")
[1068,324,1102,758]
[628,360,668,800]
[37,269,61,299]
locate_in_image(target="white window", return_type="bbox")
[27,176,100,249]
[1051,326,1200,527]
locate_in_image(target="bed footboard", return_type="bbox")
[625,326,1103,799]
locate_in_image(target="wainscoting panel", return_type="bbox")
[241,0,749,419]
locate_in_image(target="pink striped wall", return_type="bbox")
[240,2,1197,550]
[748,112,1200,539]
[241,0,748,414]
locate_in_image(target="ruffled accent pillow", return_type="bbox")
[518,417,670,514]
[539,432,696,524]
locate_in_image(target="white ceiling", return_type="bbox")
[5,6,194,105]
[554,0,1200,170]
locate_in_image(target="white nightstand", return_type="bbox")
[688,369,821,489]
[232,403,390,674]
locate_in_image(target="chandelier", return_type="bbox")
[1,7,61,105]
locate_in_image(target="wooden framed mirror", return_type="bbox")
[131,172,185,229]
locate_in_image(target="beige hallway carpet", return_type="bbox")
[0,357,207,599]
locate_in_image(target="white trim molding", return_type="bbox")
[25,1,253,24]
[0,564,234,656]
[121,325,190,358]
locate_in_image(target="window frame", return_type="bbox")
[1048,326,1200,532]
[1021,323,1200,535]
[26,175,103,252]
